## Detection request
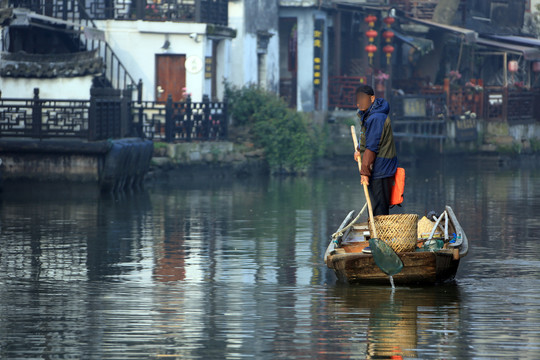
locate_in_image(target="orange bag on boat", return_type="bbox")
[390,167,405,206]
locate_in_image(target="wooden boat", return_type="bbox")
[325,206,469,285]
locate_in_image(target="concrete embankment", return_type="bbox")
[0,138,153,192]
[148,141,268,179]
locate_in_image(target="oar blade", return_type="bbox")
[369,238,404,276]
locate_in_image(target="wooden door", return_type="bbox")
[155,54,186,102]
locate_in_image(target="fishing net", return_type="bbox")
[370,214,418,253]
[416,239,445,252]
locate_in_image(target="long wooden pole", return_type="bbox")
[350,125,378,238]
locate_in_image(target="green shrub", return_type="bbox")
[153,142,168,150]
[225,84,278,126]
[496,142,521,154]
[530,138,540,153]
[225,83,323,173]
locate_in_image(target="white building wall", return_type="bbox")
[203,38,213,97]
[0,76,94,99]
[215,38,230,100]
[228,0,280,92]
[228,1,248,88]
[265,31,280,94]
[1,5,281,102]
[0,21,218,102]
[279,7,329,112]
[228,2,257,88]
[95,20,208,102]
[296,11,314,112]
[242,33,258,86]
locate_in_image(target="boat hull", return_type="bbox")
[327,250,460,285]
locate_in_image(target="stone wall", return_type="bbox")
[150,141,267,176]
[0,138,153,191]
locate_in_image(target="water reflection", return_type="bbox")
[330,285,463,359]
[0,158,538,359]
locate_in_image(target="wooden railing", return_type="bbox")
[389,0,438,20]
[447,90,484,119]
[485,88,539,125]
[0,88,228,141]
[134,95,228,142]
[390,93,447,139]
[426,85,539,124]
[0,88,134,140]
[9,0,228,25]
[328,76,369,110]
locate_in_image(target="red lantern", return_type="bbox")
[508,60,518,73]
[383,45,395,64]
[365,44,377,53]
[383,30,394,43]
[366,29,378,42]
[365,44,377,64]
[383,16,395,28]
[533,61,540,72]
[364,15,377,27]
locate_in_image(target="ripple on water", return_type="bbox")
[1,165,540,359]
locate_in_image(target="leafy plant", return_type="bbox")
[530,138,540,153]
[225,83,324,174]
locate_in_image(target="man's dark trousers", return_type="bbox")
[368,176,393,216]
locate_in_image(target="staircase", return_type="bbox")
[8,0,138,92]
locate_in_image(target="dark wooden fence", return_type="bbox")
[134,94,227,142]
[0,88,132,140]
[0,89,228,142]
[390,93,447,139]
[484,87,539,125]
[422,85,540,125]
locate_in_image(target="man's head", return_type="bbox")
[356,85,375,111]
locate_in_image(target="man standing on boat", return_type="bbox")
[353,84,398,216]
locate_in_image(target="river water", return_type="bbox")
[0,156,539,359]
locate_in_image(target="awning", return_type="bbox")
[393,30,434,55]
[485,34,540,48]
[330,0,389,11]
[476,37,540,61]
[400,17,540,61]
[402,17,477,43]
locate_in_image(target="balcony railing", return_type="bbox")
[328,76,369,110]
[9,0,228,25]
[389,0,437,20]
[485,87,539,125]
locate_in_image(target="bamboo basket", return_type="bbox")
[370,214,418,253]
[417,216,443,239]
